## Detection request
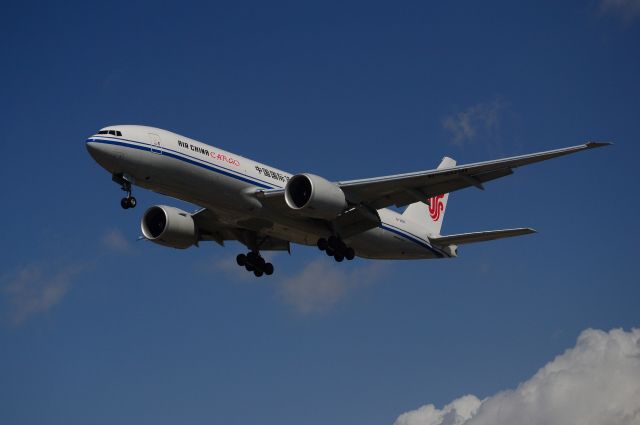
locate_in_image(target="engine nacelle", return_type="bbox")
[140,205,197,249]
[284,173,347,219]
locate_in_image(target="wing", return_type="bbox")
[337,142,610,209]
[253,142,608,238]
[192,208,290,251]
[191,208,237,246]
[430,228,536,246]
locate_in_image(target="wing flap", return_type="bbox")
[191,208,236,246]
[192,208,291,251]
[373,167,515,209]
[334,204,381,239]
[430,228,536,246]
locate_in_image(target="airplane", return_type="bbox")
[86,125,609,277]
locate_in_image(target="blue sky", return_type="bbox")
[1,1,638,424]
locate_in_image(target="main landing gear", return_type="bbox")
[317,236,355,262]
[113,173,137,209]
[236,251,274,277]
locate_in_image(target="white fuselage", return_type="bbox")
[86,125,450,260]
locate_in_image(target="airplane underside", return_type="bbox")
[90,140,441,277]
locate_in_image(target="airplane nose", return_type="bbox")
[86,138,116,168]
[85,139,105,161]
[86,139,97,156]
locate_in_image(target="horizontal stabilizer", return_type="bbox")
[430,228,536,246]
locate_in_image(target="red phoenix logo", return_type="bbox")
[428,194,445,221]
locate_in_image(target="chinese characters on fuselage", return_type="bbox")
[255,166,289,182]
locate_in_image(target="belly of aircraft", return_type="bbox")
[120,147,439,259]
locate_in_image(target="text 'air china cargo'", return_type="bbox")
[86,125,610,277]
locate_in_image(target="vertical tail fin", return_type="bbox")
[401,156,456,236]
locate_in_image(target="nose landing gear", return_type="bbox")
[120,196,137,209]
[236,251,274,277]
[317,236,355,262]
[113,173,137,209]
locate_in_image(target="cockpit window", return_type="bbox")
[97,129,123,136]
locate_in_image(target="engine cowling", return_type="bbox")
[284,173,347,219]
[140,205,197,249]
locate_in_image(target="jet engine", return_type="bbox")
[284,173,347,219]
[140,205,197,249]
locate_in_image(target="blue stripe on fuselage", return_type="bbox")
[87,137,279,189]
[380,223,447,258]
[88,137,447,258]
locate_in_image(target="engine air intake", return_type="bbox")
[140,205,197,249]
[284,173,347,219]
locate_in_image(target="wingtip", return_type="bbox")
[585,141,613,148]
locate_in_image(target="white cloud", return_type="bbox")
[600,0,640,24]
[442,99,506,147]
[395,395,482,425]
[2,264,85,325]
[278,258,387,314]
[102,229,132,252]
[203,254,255,282]
[393,328,640,425]
[1,230,133,326]
[196,254,386,313]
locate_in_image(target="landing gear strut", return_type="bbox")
[236,251,274,277]
[317,236,355,262]
[113,173,137,209]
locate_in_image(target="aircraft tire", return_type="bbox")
[120,198,130,209]
[254,269,264,277]
[236,254,247,266]
[317,238,328,251]
[334,254,344,262]
[264,263,274,275]
[128,197,137,208]
[345,247,355,261]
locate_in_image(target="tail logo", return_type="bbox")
[428,194,445,221]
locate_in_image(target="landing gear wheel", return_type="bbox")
[320,235,354,262]
[317,238,328,251]
[113,173,136,210]
[345,247,355,261]
[238,250,274,276]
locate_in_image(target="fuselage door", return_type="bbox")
[149,133,162,155]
